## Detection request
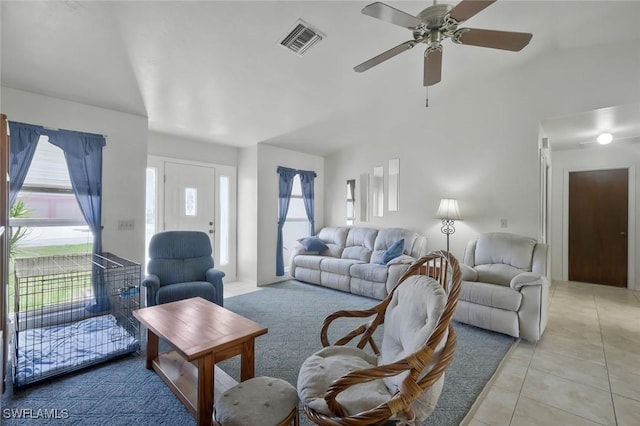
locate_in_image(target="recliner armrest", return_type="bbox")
[510,272,549,291]
[460,264,478,281]
[206,268,226,306]
[206,268,226,282]
[141,274,160,307]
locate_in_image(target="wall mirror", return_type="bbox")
[346,179,355,225]
[388,158,399,212]
[359,173,369,222]
[372,166,384,217]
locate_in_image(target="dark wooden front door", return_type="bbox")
[568,169,628,287]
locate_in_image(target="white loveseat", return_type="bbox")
[454,232,550,342]
[289,226,427,300]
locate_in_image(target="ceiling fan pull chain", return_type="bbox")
[425,85,429,108]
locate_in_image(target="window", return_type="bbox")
[282,175,309,270]
[346,179,355,225]
[12,136,93,257]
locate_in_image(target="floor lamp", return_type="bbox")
[436,198,461,252]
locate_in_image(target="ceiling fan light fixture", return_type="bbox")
[597,132,613,145]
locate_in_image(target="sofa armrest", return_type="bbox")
[385,254,416,265]
[510,272,549,291]
[141,274,160,307]
[206,268,226,306]
[288,244,309,276]
[460,264,478,281]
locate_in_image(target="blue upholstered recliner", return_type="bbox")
[142,230,225,307]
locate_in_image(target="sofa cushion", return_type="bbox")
[475,264,525,287]
[350,263,388,283]
[297,236,329,252]
[459,280,522,311]
[320,258,364,275]
[475,233,536,271]
[317,227,349,258]
[371,228,418,264]
[293,255,325,270]
[342,227,378,262]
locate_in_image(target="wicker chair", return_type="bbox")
[296,251,461,425]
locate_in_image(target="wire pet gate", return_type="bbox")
[12,252,141,387]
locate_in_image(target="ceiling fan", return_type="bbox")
[354,0,533,89]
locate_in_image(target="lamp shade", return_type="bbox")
[435,198,461,220]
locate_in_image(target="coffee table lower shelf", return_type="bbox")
[152,351,238,419]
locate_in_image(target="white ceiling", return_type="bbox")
[2,1,640,156]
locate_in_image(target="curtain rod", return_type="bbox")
[42,125,108,138]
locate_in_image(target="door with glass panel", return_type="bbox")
[146,159,235,281]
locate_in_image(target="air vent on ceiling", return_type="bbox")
[280,19,324,56]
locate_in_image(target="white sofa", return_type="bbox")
[454,232,550,342]
[289,226,427,300]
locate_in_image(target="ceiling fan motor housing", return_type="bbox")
[417,4,453,30]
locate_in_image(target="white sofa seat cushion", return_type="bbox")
[460,281,522,311]
[297,346,390,416]
[320,258,364,275]
[293,255,325,270]
[350,263,388,283]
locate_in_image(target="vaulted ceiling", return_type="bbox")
[2,1,640,155]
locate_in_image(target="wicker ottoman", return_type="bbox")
[213,376,299,426]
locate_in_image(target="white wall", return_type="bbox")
[147,131,238,166]
[1,87,148,264]
[550,146,639,290]
[256,144,324,285]
[237,145,258,283]
[324,40,640,271]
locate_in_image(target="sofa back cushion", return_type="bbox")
[342,227,378,262]
[371,228,419,264]
[473,233,537,286]
[316,227,349,258]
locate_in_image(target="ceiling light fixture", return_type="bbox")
[597,132,613,145]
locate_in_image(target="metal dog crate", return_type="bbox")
[12,252,141,387]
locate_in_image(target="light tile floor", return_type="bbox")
[466,280,640,426]
[224,279,640,426]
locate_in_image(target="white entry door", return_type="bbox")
[164,161,216,251]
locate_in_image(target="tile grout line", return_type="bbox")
[460,337,521,425]
[594,288,620,426]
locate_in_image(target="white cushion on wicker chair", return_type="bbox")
[297,275,448,420]
[297,346,391,416]
[380,275,447,420]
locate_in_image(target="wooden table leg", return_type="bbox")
[146,330,158,370]
[198,353,214,426]
[240,339,255,381]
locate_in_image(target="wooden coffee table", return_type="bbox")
[133,297,268,426]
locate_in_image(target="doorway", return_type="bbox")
[146,157,237,280]
[568,168,628,287]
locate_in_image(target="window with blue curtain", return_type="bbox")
[9,121,107,312]
[276,167,317,276]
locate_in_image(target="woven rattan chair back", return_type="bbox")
[303,250,462,425]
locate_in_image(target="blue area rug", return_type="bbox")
[1,280,514,425]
